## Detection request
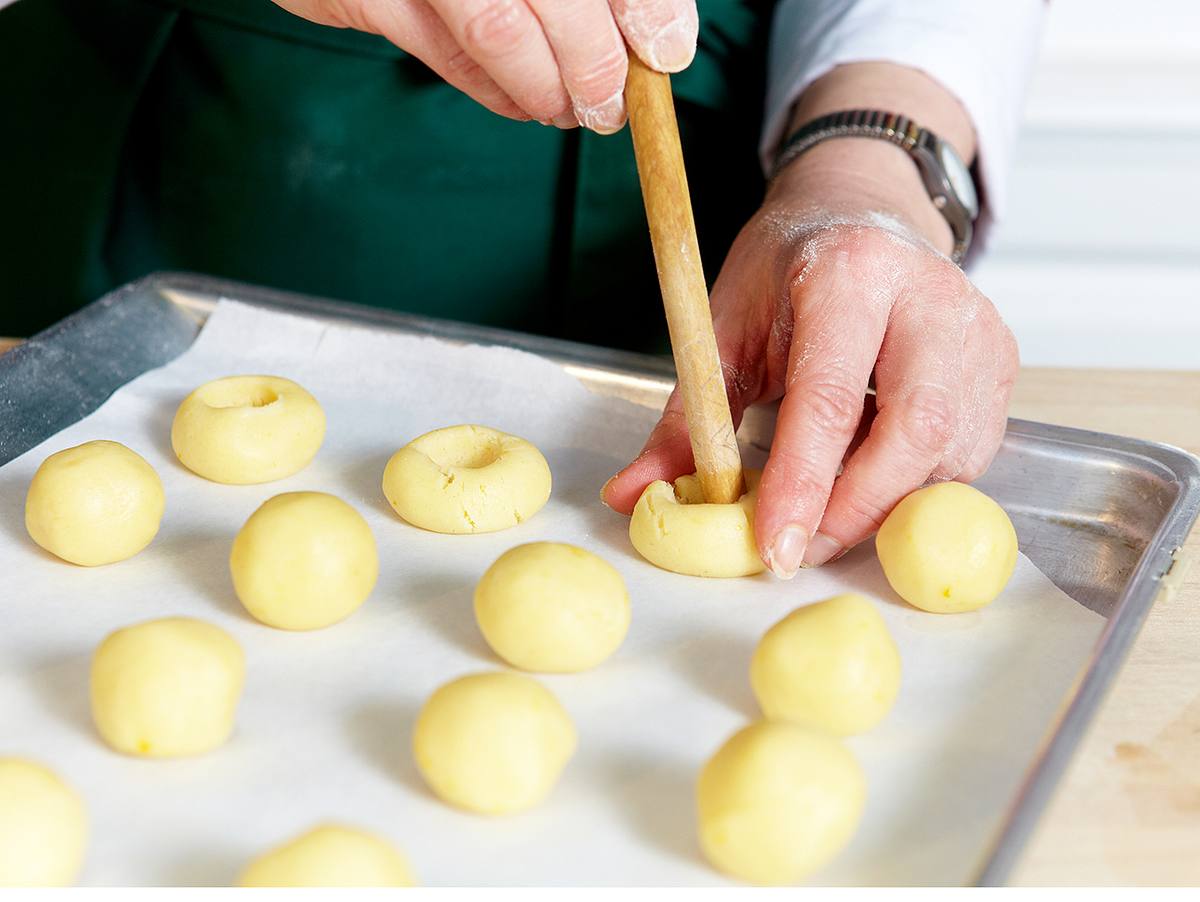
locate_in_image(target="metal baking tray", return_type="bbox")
[3,272,1198,885]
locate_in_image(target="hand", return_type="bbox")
[272,0,698,132]
[602,137,1019,578]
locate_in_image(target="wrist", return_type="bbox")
[770,62,979,257]
[767,139,954,255]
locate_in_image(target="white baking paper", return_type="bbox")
[0,302,1104,886]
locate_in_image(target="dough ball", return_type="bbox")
[171,375,325,484]
[474,542,630,673]
[751,594,900,735]
[230,492,378,630]
[413,672,576,815]
[90,617,244,758]
[876,481,1018,613]
[382,424,551,534]
[0,758,87,887]
[629,470,763,578]
[238,823,414,887]
[697,722,865,885]
[25,440,164,566]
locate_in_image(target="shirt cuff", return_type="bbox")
[761,0,1045,263]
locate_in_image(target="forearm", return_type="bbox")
[769,62,976,256]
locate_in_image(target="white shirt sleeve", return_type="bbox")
[761,0,1045,259]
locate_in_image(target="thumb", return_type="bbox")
[611,0,698,73]
[601,386,694,514]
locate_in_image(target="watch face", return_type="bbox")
[939,141,979,218]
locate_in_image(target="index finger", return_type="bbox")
[753,253,891,579]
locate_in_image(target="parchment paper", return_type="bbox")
[0,302,1104,886]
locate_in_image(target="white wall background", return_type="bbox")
[972,0,1200,369]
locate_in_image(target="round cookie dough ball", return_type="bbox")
[474,542,630,673]
[230,492,378,630]
[90,617,245,758]
[171,375,325,484]
[876,481,1018,613]
[751,594,901,735]
[25,440,165,566]
[238,823,414,887]
[697,722,865,885]
[413,672,576,815]
[629,470,763,578]
[382,424,551,534]
[0,759,87,887]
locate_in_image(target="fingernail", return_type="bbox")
[647,20,697,73]
[600,474,618,506]
[765,526,806,580]
[552,109,578,129]
[801,531,843,569]
[574,91,625,135]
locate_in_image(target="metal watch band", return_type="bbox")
[772,110,924,177]
[771,109,975,265]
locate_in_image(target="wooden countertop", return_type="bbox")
[1,336,1196,884]
[1007,369,1200,886]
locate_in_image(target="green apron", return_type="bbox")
[1,0,770,351]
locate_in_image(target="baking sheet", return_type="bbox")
[0,301,1105,886]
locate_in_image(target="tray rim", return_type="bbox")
[6,271,1200,886]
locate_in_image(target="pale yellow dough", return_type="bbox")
[629,469,763,577]
[381,424,551,534]
[413,672,576,815]
[697,721,865,885]
[25,440,164,566]
[238,823,415,887]
[474,542,630,672]
[90,617,244,758]
[876,481,1018,613]
[230,492,378,630]
[171,375,325,484]
[751,593,900,735]
[0,759,87,887]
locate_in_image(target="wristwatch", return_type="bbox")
[772,110,979,265]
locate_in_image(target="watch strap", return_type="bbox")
[771,110,973,265]
[772,110,926,179]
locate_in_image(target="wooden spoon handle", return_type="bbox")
[624,52,744,504]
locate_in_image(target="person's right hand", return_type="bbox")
[272,1,698,133]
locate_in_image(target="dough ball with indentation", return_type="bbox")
[751,593,900,735]
[171,375,325,484]
[230,492,378,630]
[238,823,415,887]
[629,469,763,577]
[697,721,865,885]
[90,617,244,758]
[382,424,551,534]
[413,672,575,815]
[25,440,164,566]
[474,542,630,672]
[876,481,1018,613]
[0,758,87,887]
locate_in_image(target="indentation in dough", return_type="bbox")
[199,384,280,409]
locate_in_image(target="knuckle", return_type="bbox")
[838,488,892,532]
[442,47,486,82]
[799,378,864,434]
[570,45,627,104]
[317,0,375,31]
[1000,324,1021,374]
[461,0,530,56]
[896,384,958,454]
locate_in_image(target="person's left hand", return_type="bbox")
[602,138,1019,578]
